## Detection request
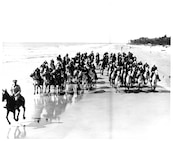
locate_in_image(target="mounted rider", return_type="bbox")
[95,52,100,66]
[150,65,161,81]
[11,80,21,101]
[49,59,56,73]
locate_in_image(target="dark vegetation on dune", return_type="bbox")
[129,35,171,46]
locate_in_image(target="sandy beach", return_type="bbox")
[0,43,171,139]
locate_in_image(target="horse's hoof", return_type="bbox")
[23,117,26,119]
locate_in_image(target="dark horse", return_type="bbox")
[30,68,44,94]
[2,89,26,125]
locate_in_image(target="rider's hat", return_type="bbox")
[138,61,142,65]
[13,79,17,83]
[44,60,48,64]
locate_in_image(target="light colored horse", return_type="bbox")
[88,69,97,88]
[42,66,55,93]
[114,70,121,93]
[126,70,132,91]
[99,60,105,75]
[122,69,127,87]
[109,68,116,87]
[130,66,136,85]
[137,70,144,90]
[30,68,43,94]
[150,70,158,91]
[143,66,150,85]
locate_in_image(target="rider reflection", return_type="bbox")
[7,125,26,139]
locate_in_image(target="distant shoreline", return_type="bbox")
[128,43,170,47]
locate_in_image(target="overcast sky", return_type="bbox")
[1,0,171,43]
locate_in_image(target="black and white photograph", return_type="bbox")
[0,0,172,140]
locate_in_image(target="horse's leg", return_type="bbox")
[16,108,20,121]
[150,78,154,91]
[107,68,109,76]
[34,85,36,95]
[48,85,51,93]
[38,85,41,94]
[45,84,48,93]
[6,110,11,125]
[112,79,115,88]
[22,105,26,119]
[36,85,39,94]
[41,85,43,93]
[44,83,46,93]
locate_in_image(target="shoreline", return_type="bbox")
[0,43,171,138]
[1,43,170,90]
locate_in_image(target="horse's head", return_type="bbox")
[117,70,120,75]
[2,89,8,102]
[155,70,158,75]
[136,70,141,76]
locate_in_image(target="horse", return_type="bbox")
[136,70,144,91]
[106,61,112,76]
[130,66,136,85]
[95,54,100,69]
[126,69,132,91]
[30,68,43,94]
[114,70,121,93]
[121,68,127,87]
[143,66,150,85]
[42,66,55,93]
[52,68,64,94]
[109,68,116,87]
[81,71,90,90]
[150,70,158,91]
[2,89,26,125]
[88,68,98,89]
[99,60,105,75]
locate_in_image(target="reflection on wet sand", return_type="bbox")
[7,125,26,139]
[30,91,84,126]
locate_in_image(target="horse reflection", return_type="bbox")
[42,95,67,122]
[7,125,26,139]
[32,95,45,123]
[31,91,84,123]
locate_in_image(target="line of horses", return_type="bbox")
[30,51,160,94]
[30,52,98,95]
[97,52,160,92]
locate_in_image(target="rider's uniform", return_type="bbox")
[11,84,21,101]
[151,66,161,81]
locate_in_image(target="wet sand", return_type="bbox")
[0,43,171,139]
[0,70,170,139]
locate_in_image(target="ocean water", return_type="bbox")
[2,43,125,63]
